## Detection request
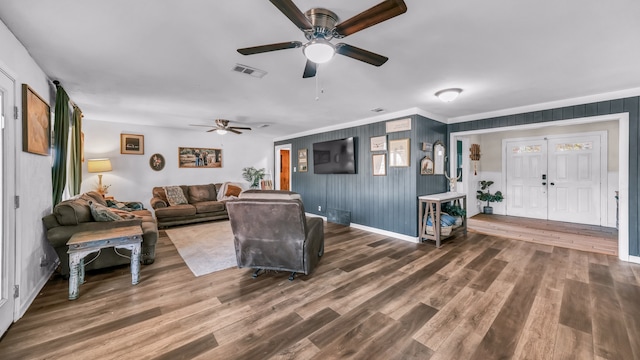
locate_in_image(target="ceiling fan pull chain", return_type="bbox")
[315,67,325,101]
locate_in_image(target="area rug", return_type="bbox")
[165,220,237,277]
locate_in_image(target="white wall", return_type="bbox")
[0,19,58,318]
[81,120,275,209]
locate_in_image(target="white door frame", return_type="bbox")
[501,131,607,225]
[0,66,17,336]
[450,113,631,263]
[274,144,291,191]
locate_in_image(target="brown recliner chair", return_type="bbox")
[226,190,324,280]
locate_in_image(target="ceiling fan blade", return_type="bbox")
[237,41,302,55]
[302,60,317,78]
[229,126,252,131]
[189,124,215,127]
[334,0,407,37]
[228,129,242,134]
[269,0,313,30]
[206,128,217,132]
[335,43,388,66]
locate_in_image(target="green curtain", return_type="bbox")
[52,84,70,206]
[69,105,83,196]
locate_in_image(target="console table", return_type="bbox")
[418,192,467,247]
[66,225,143,300]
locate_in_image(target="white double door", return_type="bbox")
[505,133,603,225]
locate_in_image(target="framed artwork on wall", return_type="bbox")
[149,153,165,171]
[178,147,222,168]
[385,118,411,133]
[120,133,144,155]
[372,154,386,176]
[388,138,410,167]
[420,156,434,175]
[298,148,308,172]
[22,84,51,156]
[370,135,387,151]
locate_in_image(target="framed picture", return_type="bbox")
[22,84,51,155]
[385,118,411,133]
[298,148,308,172]
[178,147,222,168]
[389,138,410,167]
[370,135,387,151]
[372,154,386,176]
[120,134,144,155]
[149,153,165,171]
[420,156,434,175]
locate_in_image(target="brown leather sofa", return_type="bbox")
[150,183,229,228]
[42,191,158,276]
[226,190,324,280]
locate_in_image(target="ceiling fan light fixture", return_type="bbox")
[435,88,463,102]
[303,38,335,64]
[216,129,228,135]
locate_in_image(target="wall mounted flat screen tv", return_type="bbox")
[313,137,357,174]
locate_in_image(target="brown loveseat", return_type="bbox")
[226,190,324,280]
[42,191,158,276]
[150,183,229,228]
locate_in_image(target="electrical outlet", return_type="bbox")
[318,206,322,211]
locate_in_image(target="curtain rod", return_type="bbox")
[52,79,82,113]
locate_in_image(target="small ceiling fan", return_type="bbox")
[189,119,252,135]
[237,0,407,78]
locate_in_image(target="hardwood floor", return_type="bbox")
[1,222,639,359]
[468,214,619,256]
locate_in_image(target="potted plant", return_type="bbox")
[242,167,266,189]
[476,180,504,214]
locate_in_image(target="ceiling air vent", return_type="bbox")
[370,108,385,113]
[232,64,267,78]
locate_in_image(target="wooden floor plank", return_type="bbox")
[1,221,639,360]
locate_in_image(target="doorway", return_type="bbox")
[0,68,16,336]
[274,144,291,191]
[505,132,605,225]
[450,114,630,261]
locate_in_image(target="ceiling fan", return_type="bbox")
[237,0,407,78]
[189,119,252,135]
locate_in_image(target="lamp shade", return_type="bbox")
[87,158,112,173]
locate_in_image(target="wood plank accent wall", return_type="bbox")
[448,97,640,256]
[275,115,448,237]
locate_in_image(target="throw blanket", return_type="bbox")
[106,200,145,211]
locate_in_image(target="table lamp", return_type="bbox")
[87,158,112,195]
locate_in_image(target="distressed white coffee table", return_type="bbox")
[66,225,143,300]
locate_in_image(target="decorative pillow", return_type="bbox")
[89,201,123,222]
[426,213,457,227]
[164,186,188,206]
[225,184,242,197]
[217,182,244,200]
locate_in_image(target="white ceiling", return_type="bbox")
[1,0,639,138]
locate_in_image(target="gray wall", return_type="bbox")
[448,98,639,256]
[276,115,448,237]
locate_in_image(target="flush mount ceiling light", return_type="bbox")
[303,38,335,64]
[435,88,463,102]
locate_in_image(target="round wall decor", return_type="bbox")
[149,153,165,171]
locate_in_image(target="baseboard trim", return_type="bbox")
[349,223,418,243]
[17,260,59,319]
[628,255,640,265]
[305,213,418,243]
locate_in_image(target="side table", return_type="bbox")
[418,192,467,247]
[66,225,143,300]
